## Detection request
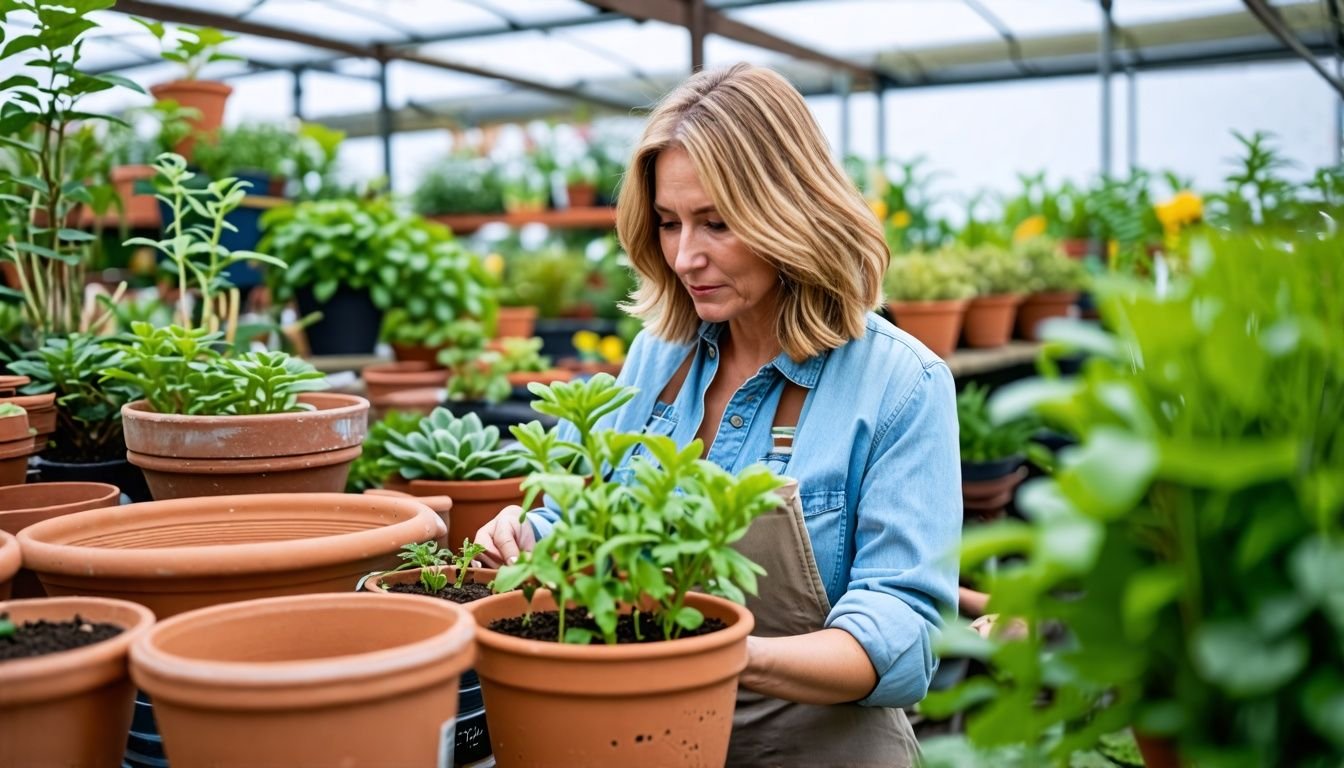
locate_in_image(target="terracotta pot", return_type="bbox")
[962,294,1025,349]
[1133,732,1182,768]
[374,385,443,418]
[149,80,233,160]
[1016,291,1080,341]
[362,488,455,546]
[4,392,56,436]
[0,407,29,443]
[0,481,120,599]
[494,306,539,340]
[558,358,624,377]
[472,589,752,768]
[506,368,574,389]
[390,341,449,365]
[362,360,449,400]
[17,492,446,619]
[566,183,597,209]
[394,476,527,550]
[130,592,475,768]
[0,529,18,600]
[121,392,369,500]
[887,299,970,359]
[0,428,37,488]
[961,465,1028,524]
[0,596,156,768]
[362,564,499,594]
[0,374,29,396]
[109,164,161,228]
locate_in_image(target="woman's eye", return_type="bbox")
[706,220,728,232]
[658,220,680,231]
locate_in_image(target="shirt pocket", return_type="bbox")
[798,489,846,599]
[610,407,679,484]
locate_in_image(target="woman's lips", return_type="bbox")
[688,284,720,297]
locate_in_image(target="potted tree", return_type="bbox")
[956,244,1029,349]
[1014,237,1089,341]
[885,252,978,359]
[471,375,788,766]
[134,20,241,160]
[381,408,533,549]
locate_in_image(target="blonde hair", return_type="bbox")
[617,63,888,361]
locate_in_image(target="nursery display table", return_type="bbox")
[307,354,388,373]
[430,206,616,235]
[946,342,1044,379]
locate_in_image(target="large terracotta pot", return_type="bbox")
[471,589,753,768]
[1016,291,1080,341]
[362,360,449,401]
[494,306,538,339]
[888,299,970,359]
[0,529,18,600]
[386,475,526,549]
[149,80,233,160]
[962,294,1024,349]
[130,592,475,768]
[0,482,120,598]
[17,492,445,619]
[0,596,156,768]
[121,392,369,500]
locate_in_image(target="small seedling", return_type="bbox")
[0,616,14,638]
[452,539,488,590]
[395,540,449,593]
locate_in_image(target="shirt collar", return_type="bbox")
[696,322,826,389]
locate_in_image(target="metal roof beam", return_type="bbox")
[110,0,642,112]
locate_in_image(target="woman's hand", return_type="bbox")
[473,505,536,567]
[740,629,878,705]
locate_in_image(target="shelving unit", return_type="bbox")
[429,206,616,235]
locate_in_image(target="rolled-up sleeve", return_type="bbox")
[824,361,962,708]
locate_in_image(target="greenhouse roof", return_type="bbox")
[3,0,1339,135]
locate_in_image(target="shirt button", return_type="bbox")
[708,346,717,359]
[729,415,744,428]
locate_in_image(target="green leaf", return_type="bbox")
[673,605,704,631]
[56,228,95,242]
[1192,620,1309,697]
[1056,428,1156,521]
[1122,566,1183,641]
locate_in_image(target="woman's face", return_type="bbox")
[654,146,779,327]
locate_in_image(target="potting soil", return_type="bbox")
[0,613,123,660]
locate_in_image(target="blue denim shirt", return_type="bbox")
[530,313,962,707]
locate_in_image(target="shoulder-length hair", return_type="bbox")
[617,63,888,361]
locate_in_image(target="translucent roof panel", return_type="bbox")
[384,61,513,111]
[726,0,998,54]
[418,29,640,88]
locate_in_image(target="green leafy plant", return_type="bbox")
[498,337,550,374]
[0,0,142,340]
[924,230,1344,766]
[191,122,299,182]
[290,122,349,201]
[412,151,503,215]
[381,408,533,482]
[954,244,1030,296]
[103,99,200,167]
[956,383,1040,465]
[879,156,953,253]
[345,409,424,492]
[436,321,510,404]
[452,540,488,590]
[8,334,142,461]
[1018,238,1089,293]
[395,540,450,593]
[495,374,789,644]
[102,322,326,416]
[262,196,399,306]
[133,20,241,81]
[884,251,978,303]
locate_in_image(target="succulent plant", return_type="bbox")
[1017,237,1089,293]
[381,408,532,482]
[884,252,978,303]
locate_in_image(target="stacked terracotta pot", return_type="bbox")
[0,374,54,459]
[0,401,35,487]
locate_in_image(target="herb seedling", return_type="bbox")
[395,541,449,593]
[452,540,488,590]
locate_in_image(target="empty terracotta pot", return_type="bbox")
[362,360,449,401]
[390,342,450,365]
[0,529,18,600]
[962,294,1024,349]
[887,299,970,359]
[0,375,29,396]
[121,392,369,500]
[17,492,445,619]
[149,80,233,160]
[385,475,526,550]
[0,596,156,768]
[1016,291,1080,341]
[494,306,538,339]
[471,589,753,768]
[0,407,33,487]
[130,592,475,768]
[0,482,120,599]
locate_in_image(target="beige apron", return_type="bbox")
[658,356,919,767]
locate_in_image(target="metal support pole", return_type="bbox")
[292,66,304,121]
[834,72,851,160]
[689,0,707,73]
[1337,56,1343,164]
[1099,0,1115,178]
[377,54,393,186]
[875,77,888,162]
[1126,67,1138,171]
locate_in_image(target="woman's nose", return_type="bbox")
[674,230,707,274]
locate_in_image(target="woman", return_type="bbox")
[476,63,960,767]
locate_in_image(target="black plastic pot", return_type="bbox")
[444,399,558,433]
[32,455,152,503]
[532,318,619,360]
[960,455,1026,484]
[294,284,383,356]
[123,690,168,768]
[455,669,492,766]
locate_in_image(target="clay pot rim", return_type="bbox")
[470,589,754,661]
[126,444,361,472]
[886,298,973,312]
[2,393,55,409]
[130,592,474,692]
[17,492,445,579]
[497,306,539,318]
[150,79,234,95]
[0,481,120,516]
[968,293,1026,306]
[0,529,19,580]
[363,360,445,377]
[1023,291,1080,303]
[362,565,499,593]
[122,392,368,426]
[0,439,36,460]
[402,475,527,502]
[0,596,155,690]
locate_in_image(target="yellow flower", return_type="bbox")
[889,210,912,229]
[598,335,626,364]
[868,199,888,222]
[483,252,505,278]
[1155,190,1204,234]
[1012,215,1048,244]
[572,330,600,354]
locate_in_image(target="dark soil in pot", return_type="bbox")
[491,608,727,643]
[387,581,491,604]
[0,613,123,660]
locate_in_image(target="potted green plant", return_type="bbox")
[191,121,299,195]
[921,230,1344,767]
[956,244,1029,348]
[564,156,600,209]
[884,251,978,358]
[412,150,504,215]
[955,383,1041,523]
[134,20,242,160]
[378,234,498,364]
[498,336,573,392]
[0,596,156,767]
[469,374,787,765]
[344,410,424,493]
[1014,237,1088,341]
[381,408,534,548]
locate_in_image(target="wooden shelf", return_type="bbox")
[946,341,1043,379]
[76,195,291,231]
[429,206,616,235]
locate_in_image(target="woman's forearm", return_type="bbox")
[739,628,877,705]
